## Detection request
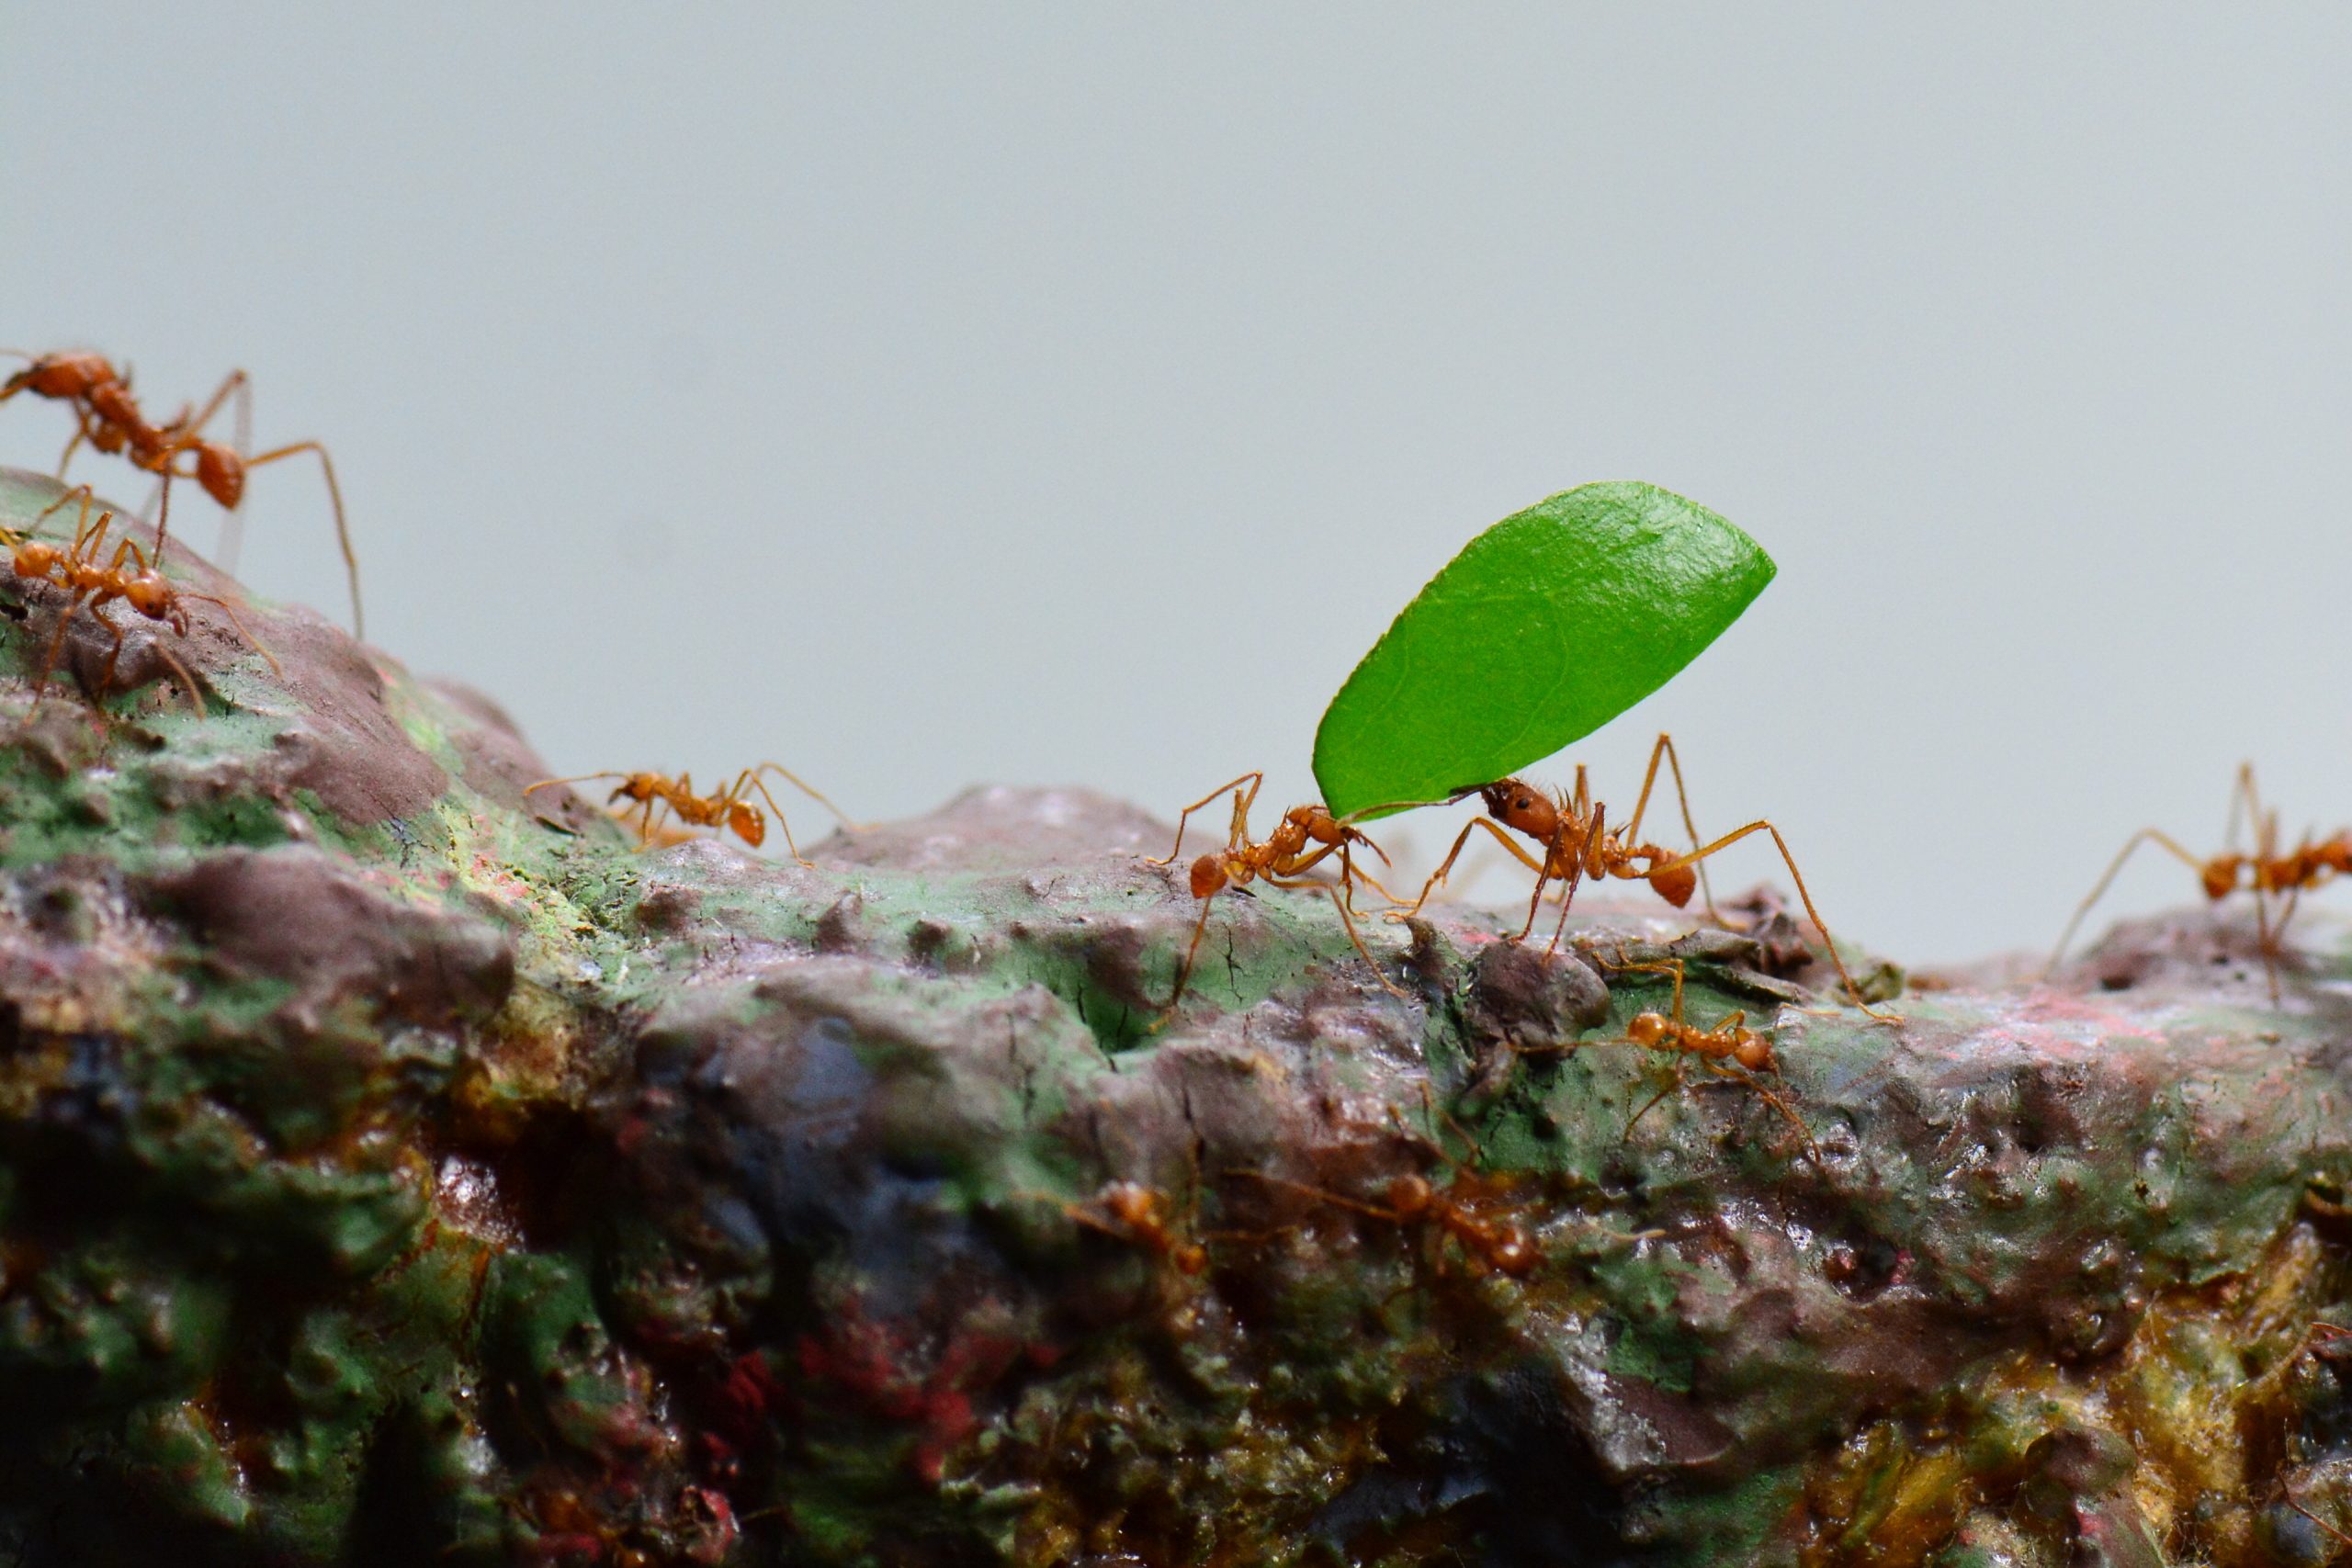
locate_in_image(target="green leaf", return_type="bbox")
[1312,481,1775,820]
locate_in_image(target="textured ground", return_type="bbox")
[0,466,2349,1567]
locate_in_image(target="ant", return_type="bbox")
[523,763,854,864]
[1226,1168,1539,1279]
[1396,732,1893,1019]
[1,351,360,635]
[1520,957,1820,1162]
[1223,1088,1629,1281]
[4,486,277,721]
[1147,772,1411,1017]
[2050,764,2348,1004]
[1064,1180,1208,1278]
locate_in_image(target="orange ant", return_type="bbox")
[1065,1180,1208,1278]
[1519,957,1820,1162]
[1,351,360,634]
[1226,1167,1540,1279]
[1148,772,1412,1016]
[2051,764,2349,1002]
[1396,732,1892,1018]
[3,486,278,720]
[1221,1087,1630,1281]
[523,763,854,863]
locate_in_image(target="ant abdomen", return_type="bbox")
[193,444,245,508]
[1188,854,1227,899]
[1648,863,1698,907]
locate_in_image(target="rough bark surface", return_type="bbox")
[0,468,2348,1567]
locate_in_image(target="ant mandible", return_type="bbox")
[2050,763,2348,1003]
[1,352,361,636]
[5,485,278,721]
[1147,772,1410,1017]
[1396,732,1893,1018]
[524,762,855,864]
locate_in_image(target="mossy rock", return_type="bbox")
[0,467,2346,1567]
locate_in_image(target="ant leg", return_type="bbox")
[1148,773,1263,867]
[91,602,130,695]
[148,472,175,567]
[752,761,863,830]
[1622,733,1721,926]
[2048,828,2210,975]
[1158,892,1222,1018]
[522,773,627,804]
[1544,859,1590,953]
[1651,821,1896,1021]
[146,370,251,570]
[1623,1055,1691,1141]
[1393,817,1547,921]
[2225,762,2263,854]
[21,588,90,723]
[148,637,205,717]
[179,592,283,676]
[1708,1059,1823,1168]
[175,368,249,439]
[1222,1169,1407,1225]
[1330,841,1405,914]
[1267,877,1408,999]
[29,483,96,542]
[243,442,360,638]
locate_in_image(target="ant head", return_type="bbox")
[729,802,767,848]
[123,571,175,621]
[10,352,109,400]
[1171,1242,1209,1277]
[1626,1011,1670,1047]
[1733,1033,1776,1073]
[194,443,246,509]
[1647,862,1698,908]
[1482,778,1557,838]
[1189,853,1229,898]
[2199,856,2241,902]
[1382,1173,1433,1216]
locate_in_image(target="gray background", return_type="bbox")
[3,6,2345,964]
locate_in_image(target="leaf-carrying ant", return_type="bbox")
[1,351,361,635]
[1519,957,1820,1162]
[523,763,854,864]
[1396,732,1893,1019]
[1148,772,1411,1017]
[2050,764,2348,1003]
[4,485,277,720]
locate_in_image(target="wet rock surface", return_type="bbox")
[0,468,2349,1566]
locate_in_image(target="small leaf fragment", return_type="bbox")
[1312,481,1775,820]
